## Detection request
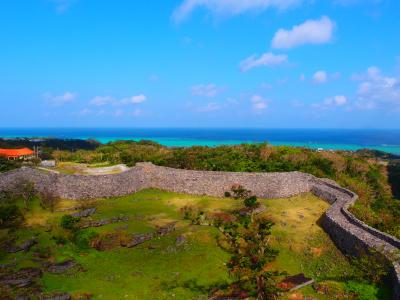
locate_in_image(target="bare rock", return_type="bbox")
[70,207,96,218]
[80,215,129,229]
[175,235,186,246]
[278,273,314,292]
[156,222,177,236]
[6,239,37,253]
[39,293,71,300]
[124,233,153,248]
[47,260,77,274]
[1,278,32,288]
[0,267,42,288]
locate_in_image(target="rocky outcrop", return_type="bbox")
[0,267,42,288]
[6,239,37,253]
[47,260,77,274]
[79,215,129,229]
[70,207,96,218]
[0,163,399,298]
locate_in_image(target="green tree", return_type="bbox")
[230,185,252,200]
[244,196,258,208]
[0,157,20,173]
[17,180,36,209]
[60,215,81,231]
[39,190,60,212]
[350,248,390,284]
[221,217,283,299]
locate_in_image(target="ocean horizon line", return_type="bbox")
[1,127,400,130]
[1,128,400,154]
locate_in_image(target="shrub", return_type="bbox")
[219,217,283,299]
[345,281,379,300]
[231,185,251,200]
[0,156,21,173]
[52,235,68,245]
[0,204,23,228]
[32,245,51,259]
[60,215,81,231]
[14,179,36,209]
[40,190,60,212]
[224,191,231,198]
[244,196,258,208]
[74,229,98,250]
[350,249,390,284]
[181,206,197,220]
[210,212,237,227]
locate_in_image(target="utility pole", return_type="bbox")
[33,145,40,159]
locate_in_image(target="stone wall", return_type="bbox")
[0,163,399,298]
[140,163,313,199]
[0,163,314,200]
[0,166,147,199]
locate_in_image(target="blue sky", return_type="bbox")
[0,0,399,128]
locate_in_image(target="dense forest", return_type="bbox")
[1,139,400,239]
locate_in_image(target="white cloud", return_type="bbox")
[196,102,221,112]
[78,108,92,116]
[90,96,114,106]
[240,52,288,72]
[89,94,147,106]
[251,95,268,113]
[132,108,143,116]
[191,84,223,98]
[326,95,348,106]
[189,97,237,113]
[334,0,383,6]
[313,71,328,83]
[312,95,348,110]
[272,16,334,49]
[120,94,147,104]
[334,0,359,5]
[260,82,273,89]
[355,66,400,109]
[291,100,304,107]
[172,0,302,22]
[43,92,77,106]
[51,0,77,12]
[113,109,124,117]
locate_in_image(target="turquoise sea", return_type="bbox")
[1,128,400,155]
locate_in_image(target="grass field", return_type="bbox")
[0,189,391,299]
[41,162,127,175]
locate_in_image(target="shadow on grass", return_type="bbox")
[160,278,228,295]
[376,284,392,300]
[387,161,400,199]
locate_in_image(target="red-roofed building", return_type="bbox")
[0,148,35,160]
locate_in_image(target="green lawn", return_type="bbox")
[0,190,391,299]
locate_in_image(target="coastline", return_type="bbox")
[1,128,400,154]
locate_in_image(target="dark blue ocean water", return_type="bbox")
[1,128,400,154]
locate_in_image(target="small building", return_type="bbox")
[0,148,35,160]
[40,160,56,167]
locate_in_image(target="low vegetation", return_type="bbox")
[0,157,21,173]
[36,140,400,239]
[0,187,391,299]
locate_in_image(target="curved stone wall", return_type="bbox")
[0,163,399,298]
